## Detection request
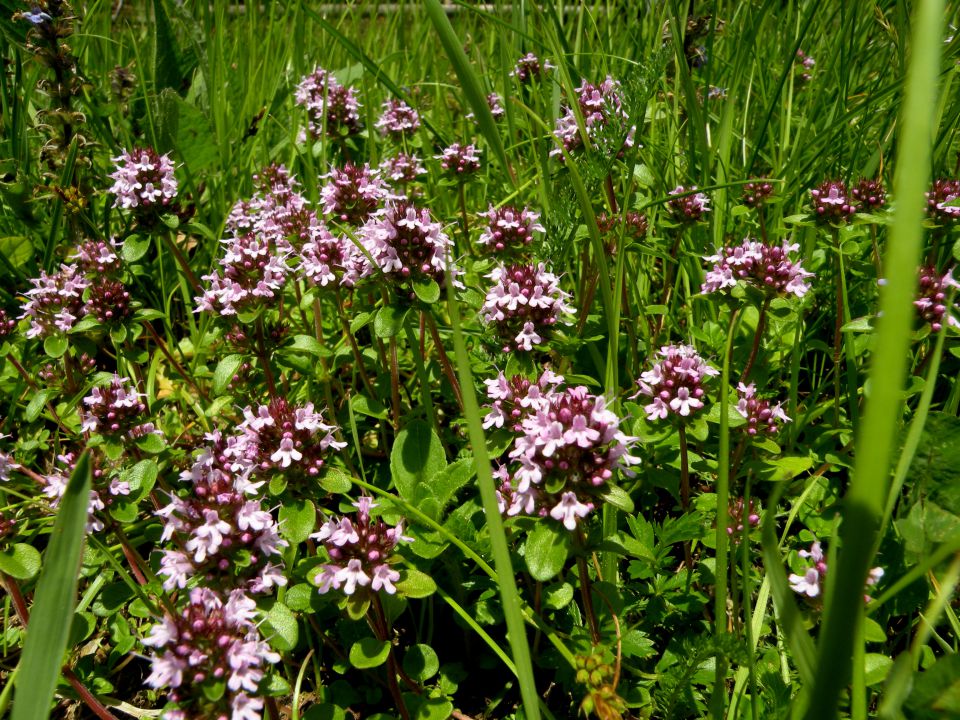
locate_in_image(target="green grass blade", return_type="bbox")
[12,451,92,720]
[805,1,945,717]
[424,0,517,187]
[443,270,539,719]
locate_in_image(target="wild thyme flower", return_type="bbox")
[926,178,960,224]
[379,152,427,191]
[667,185,711,223]
[795,49,815,85]
[157,431,287,593]
[851,177,886,212]
[476,205,544,256]
[108,147,178,210]
[551,76,635,157]
[298,224,362,289]
[72,238,122,275]
[809,179,857,223]
[736,383,790,435]
[357,201,459,286]
[480,263,575,352]
[42,451,116,533]
[596,211,649,243]
[141,587,280,720]
[726,497,760,539]
[512,52,554,83]
[320,163,390,225]
[80,375,158,441]
[233,399,345,480]
[636,344,719,421]
[701,238,813,298]
[915,266,959,332]
[311,497,411,596]
[487,92,505,120]
[375,98,421,139]
[0,309,18,339]
[84,277,133,324]
[19,263,88,338]
[482,369,564,432]
[742,180,774,208]
[294,67,362,140]
[436,143,482,177]
[789,541,884,602]
[195,233,291,316]
[500,381,640,530]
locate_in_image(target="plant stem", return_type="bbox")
[575,532,601,644]
[143,321,207,401]
[741,297,770,383]
[371,594,410,720]
[424,311,464,410]
[678,423,693,570]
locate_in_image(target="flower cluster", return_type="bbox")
[487,92,505,120]
[320,163,390,225]
[42,451,118,533]
[0,309,16,339]
[72,238,122,275]
[795,49,815,85]
[225,165,311,249]
[701,238,813,298]
[596,211,649,244]
[736,383,790,435]
[195,232,291,316]
[492,374,639,530]
[789,541,884,602]
[108,147,178,211]
[914,266,959,332]
[552,77,635,157]
[358,201,458,286]
[233,399,345,480]
[375,98,420,139]
[483,369,564,433]
[926,178,960,224]
[851,177,886,212]
[19,264,88,338]
[295,67,362,139]
[80,375,159,441]
[636,344,719,421]
[437,143,481,177]
[157,431,286,593]
[142,587,280,720]
[512,52,553,83]
[311,497,410,596]
[809,179,857,223]
[476,205,544,256]
[726,497,760,539]
[480,263,574,352]
[379,152,426,191]
[667,185,711,223]
[742,180,774,208]
[298,223,362,289]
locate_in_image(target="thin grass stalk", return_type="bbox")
[442,265,541,720]
[805,2,945,716]
[711,307,739,718]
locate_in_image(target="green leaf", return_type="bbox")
[0,236,33,268]
[152,0,189,93]
[374,304,408,339]
[841,316,874,333]
[395,568,437,599]
[109,324,128,344]
[412,279,441,304]
[125,459,159,498]
[424,458,475,511]
[390,419,446,500]
[406,695,454,720]
[598,484,635,513]
[402,643,440,682]
[349,638,391,669]
[906,654,960,717]
[543,582,574,610]
[212,354,243,395]
[261,601,298,653]
[0,544,42,580]
[344,593,370,620]
[135,433,166,454]
[12,452,91,720]
[279,500,316,545]
[351,394,389,419]
[284,584,323,613]
[524,523,570,581]
[42,335,68,359]
[349,311,373,335]
[754,455,813,482]
[121,235,151,263]
[24,389,52,422]
[864,653,894,687]
[288,334,331,358]
[319,467,353,495]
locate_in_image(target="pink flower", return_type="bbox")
[549,492,593,530]
[108,147,177,210]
